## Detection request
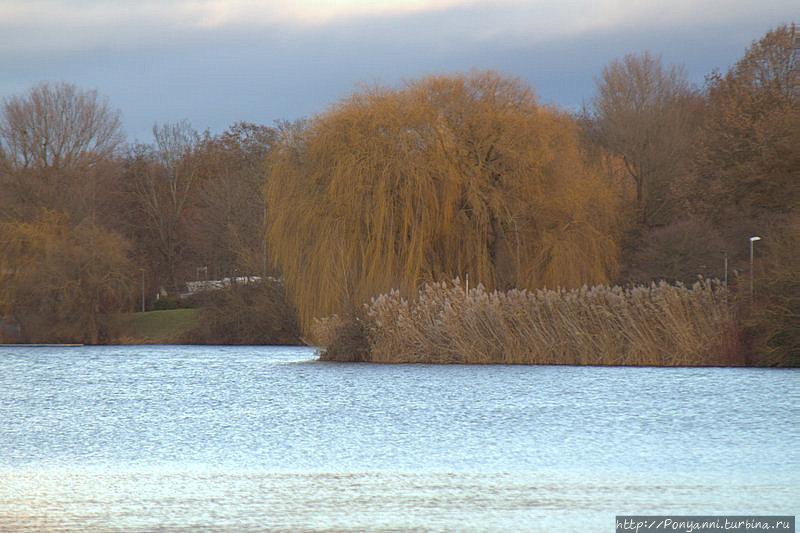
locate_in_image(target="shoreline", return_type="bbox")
[0,343,84,347]
[2,342,779,368]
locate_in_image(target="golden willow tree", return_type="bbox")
[267,71,627,330]
[0,211,132,343]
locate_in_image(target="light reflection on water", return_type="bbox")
[1,470,792,532]
[0,345,797,532]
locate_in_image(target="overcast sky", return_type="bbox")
[1,0,795,142]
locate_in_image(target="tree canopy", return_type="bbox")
[0,211,132,343]
[0,81,123,171]
[589,52,702,226]
[690,23,799,220]
[267,71,627,330]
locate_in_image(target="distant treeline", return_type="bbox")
[0,23,796,364]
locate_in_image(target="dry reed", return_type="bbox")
[315,279,739,365]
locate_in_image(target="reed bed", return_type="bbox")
[315,279,739,365]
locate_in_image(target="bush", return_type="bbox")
[148,294,195,311]
[187,279,301,345]
[743,222,800,366]
[0,212,132,344]
[621,217,728,284]
[312,309,370,362]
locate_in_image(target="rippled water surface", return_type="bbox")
[1,345,797,531]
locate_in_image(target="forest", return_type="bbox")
[0,24,796,365]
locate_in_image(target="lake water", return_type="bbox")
[0,345,797,532]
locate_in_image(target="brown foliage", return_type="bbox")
[622,216,728,284]
[122,122,279,294]
[0,82,126,224]
[127,121,203,290]
[686,23,799,221]
[590,52,702,226]
[742,217,800,366]
[188,279,301,345]
[0,211,133,343]
[192,123,278,278]
[670,24,798,366]
[268,71,627,332]
[0,81,123,171]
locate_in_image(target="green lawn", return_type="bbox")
[124,309,198,341]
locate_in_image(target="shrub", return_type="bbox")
[0,212,132,344]
[148,294,194,311]
[743,222,800,366]
[312,309,371,362]
[187,279,301,345]
[622,217,728,284]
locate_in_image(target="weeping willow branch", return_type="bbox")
[267,71,629,332]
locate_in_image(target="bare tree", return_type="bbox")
[690,23,799,220]
[0,81,123,171]
[0,82,125,221]
[194,122,278,278]
[590,52,701,226]
[130,120,202,291]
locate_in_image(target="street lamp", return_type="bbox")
[749,236,761,298]
[140,268,146,313]
[722,250,728,287]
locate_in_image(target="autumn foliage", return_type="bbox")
[267,71,627,331]
[0,23,795,360]
[0,211,132,343]
[689,23,799,220]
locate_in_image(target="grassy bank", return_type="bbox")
[118,309,198,343]
[315,279,743,365]
[112,281,303,345]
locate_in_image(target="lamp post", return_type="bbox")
[749,236,761,298]
[722,250,728,287]
[140,268,146,313]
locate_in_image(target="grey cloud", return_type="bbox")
[1,0,795,141]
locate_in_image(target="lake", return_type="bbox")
[0,345,797,531]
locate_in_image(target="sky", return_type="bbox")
[1,0,795,142]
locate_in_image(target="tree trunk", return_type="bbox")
[490,214,514,290]
[88,300,99,345]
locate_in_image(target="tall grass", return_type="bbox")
[315,279,740,365]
